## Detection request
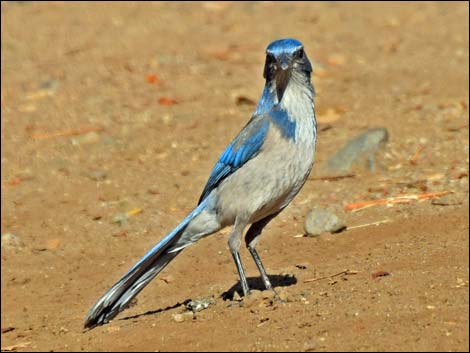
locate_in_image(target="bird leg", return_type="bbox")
[244,212,280,291]
[228,220,250,297]
[247,245,272,290]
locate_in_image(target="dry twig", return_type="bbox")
[304,269,359,283]
[310,174,356,181]
[31,125,104,140]
[344,191,452,212]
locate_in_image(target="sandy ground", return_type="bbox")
[1,2,469,352]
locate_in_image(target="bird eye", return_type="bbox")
[266,53,275,63]
[294,48,304,59]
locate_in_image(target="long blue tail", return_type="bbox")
[84,199,209,328]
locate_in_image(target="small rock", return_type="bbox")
[112,213,129,226]
[232,291,242,302]
[304,208,346,237]
[1,233,25,250]
[172,313,185,323]
[326,128,389,173]
[172,311,194,323]
[87,169,107,181]
[303,340,317,352]
[186,297,215,313]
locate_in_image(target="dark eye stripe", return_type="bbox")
[294,48,304,59]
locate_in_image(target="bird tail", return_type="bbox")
[83,199,209,329]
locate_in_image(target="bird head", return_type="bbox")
[263,38,312,102]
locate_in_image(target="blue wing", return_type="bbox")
[198,115,270,204]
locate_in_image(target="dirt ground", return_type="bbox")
[1,2,469,352]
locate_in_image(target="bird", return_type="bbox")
[84,38,317,329]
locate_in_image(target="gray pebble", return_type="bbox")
[326,127,389,173]
[1,233,25,250]
[112,213,128,226]
[87,169,107,181]
[186,297,215,313]
[304,208,346,237]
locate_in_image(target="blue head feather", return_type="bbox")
[266,38,303,56]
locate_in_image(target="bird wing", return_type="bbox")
[198,114,270,204]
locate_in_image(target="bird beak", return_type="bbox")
[275,56,291,102]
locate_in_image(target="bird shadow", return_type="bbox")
[221,273,297,300]
[119,273,297,323]
[120,299,191,322]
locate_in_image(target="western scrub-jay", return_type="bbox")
[84,38,317,328]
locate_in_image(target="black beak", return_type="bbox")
[275,56,291,102]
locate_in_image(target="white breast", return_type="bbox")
[281,76,317,162]
[277,76,317,206]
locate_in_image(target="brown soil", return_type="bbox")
[1,2,469,352]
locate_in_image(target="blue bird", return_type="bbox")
[84,38,317,328]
